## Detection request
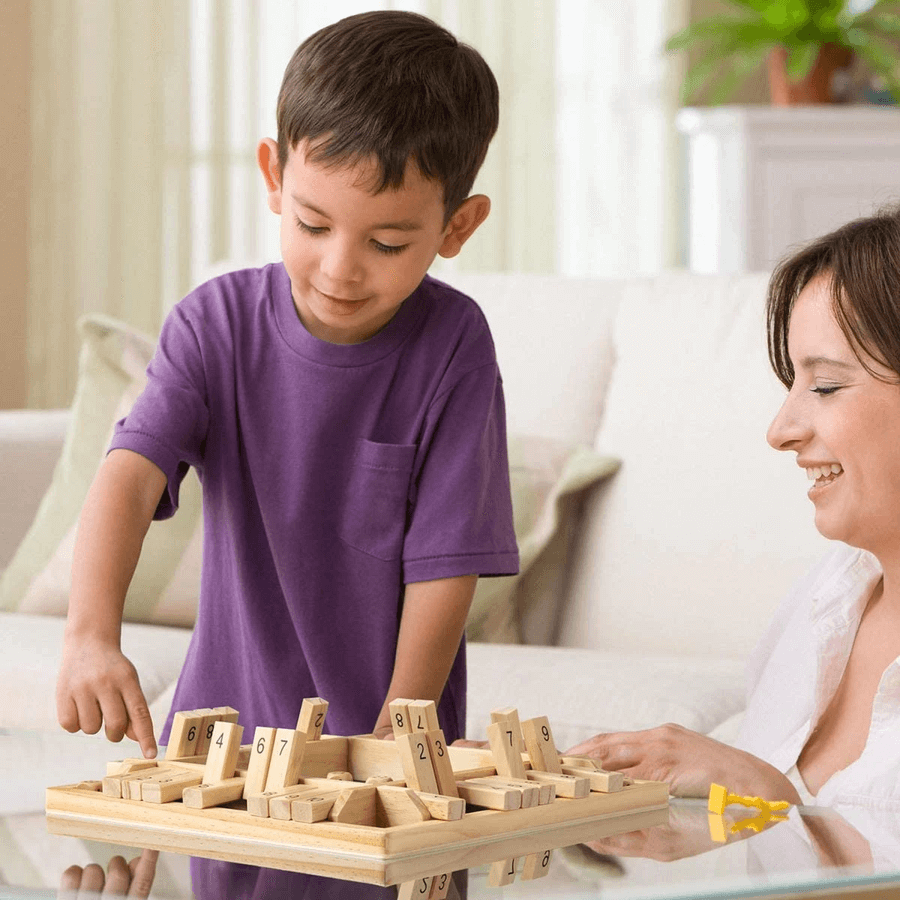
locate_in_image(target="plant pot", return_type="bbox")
[768,43,854,105]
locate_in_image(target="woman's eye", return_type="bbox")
[372,240,407,256]
[811,386,842,396]
[295,217,326,235]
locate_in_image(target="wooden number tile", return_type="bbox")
[291,793,339,823]
[247,786,309,818]
[488,858,518,887]
[197,706,240,756]
[106,759,157,777]
[211,706,240,723]
[243,727,276,799]
[396,733,440,794]
[522,850,552,881]
[559,755,600,769]
[103,767,163,800]
[425,730,459,798]
[486,721,527,780]
[397,877,434,900]
[140,769,204,803]
[560,765,625,792]
[375,785,431,827]
[326,771,354,781]
[101,775,127,798]
[164,710,205,760]
[526,770,590,799]
[455,780,520,810]
[264,728,307,791]
[407,699,440,733]
[122,771,164,800]
[268,786,328,821]
[192,709,217,756]
[490,774,554,806]
[102,761,158,797]
[296,697,329,739]
[328,785,377,825]
[182,777,245,809]
[202,721,244,784]
[466,776,541,808]
[389,698,415,736]
[490,707,521,728]
[429,872,452,899]
[414,792,465,821]
[521,716,562,774]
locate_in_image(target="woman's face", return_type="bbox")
[767,274,900,557]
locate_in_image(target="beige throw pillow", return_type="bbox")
[0,315,203,626]
[466,438,619,644]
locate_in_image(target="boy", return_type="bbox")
[56,11,518,759]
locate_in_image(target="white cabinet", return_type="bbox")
[677,105,900,273]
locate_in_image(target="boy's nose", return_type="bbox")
[320,240,363,285]
[766,392,809,452]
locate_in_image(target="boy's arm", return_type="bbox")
[373,575,477,739]
[56,448,168,759]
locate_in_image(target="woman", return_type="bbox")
[569,205,900,810]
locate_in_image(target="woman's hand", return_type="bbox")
[566,723,802,805]
[59,849,158,898]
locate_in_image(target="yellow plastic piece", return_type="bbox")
[708,783,792,816]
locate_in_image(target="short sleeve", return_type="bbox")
[109,304,210,519]
[402,361,519,583]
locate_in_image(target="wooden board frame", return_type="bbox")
[45,736,668,886]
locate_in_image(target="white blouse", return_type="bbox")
[736,544,900,812]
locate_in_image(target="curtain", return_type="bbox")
[27,0,685,408]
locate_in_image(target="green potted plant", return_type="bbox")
[666,0,900,105]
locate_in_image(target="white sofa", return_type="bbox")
[0,269,832,814]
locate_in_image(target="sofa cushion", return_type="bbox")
[560,272,832,660]
[467,436,619,644]
[465,642,746,751]
[0,315,204,627]
[445,272,621,446]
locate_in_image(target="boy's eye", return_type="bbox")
[372,240,408,256]
[295,216,326,235]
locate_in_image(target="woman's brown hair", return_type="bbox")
[767,204,900,388]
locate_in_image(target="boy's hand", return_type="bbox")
[58,449,167,760]
[59,848,159,898]
[57,635,157,759]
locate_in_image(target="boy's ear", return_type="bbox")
[438,195,491,259]
[257,138,283,215]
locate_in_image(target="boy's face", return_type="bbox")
[258,139,488,344]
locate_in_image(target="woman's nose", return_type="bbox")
[767,391,809,452]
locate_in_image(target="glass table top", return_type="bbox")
[4,799,900,899]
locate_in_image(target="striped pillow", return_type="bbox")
[0,315,202,627]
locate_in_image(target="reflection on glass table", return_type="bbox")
[6,800,900,899]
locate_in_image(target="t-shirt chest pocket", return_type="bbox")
[338,438,418,561]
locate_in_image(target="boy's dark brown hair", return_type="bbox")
[276,10,499,219]
[767,204,900,387]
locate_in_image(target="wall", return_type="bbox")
[0,1,30,408]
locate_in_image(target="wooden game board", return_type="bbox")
[45,700,669,887]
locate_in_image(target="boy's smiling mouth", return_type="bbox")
[316,288,369,310]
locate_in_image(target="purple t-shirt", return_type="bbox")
[111,264,518,744]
